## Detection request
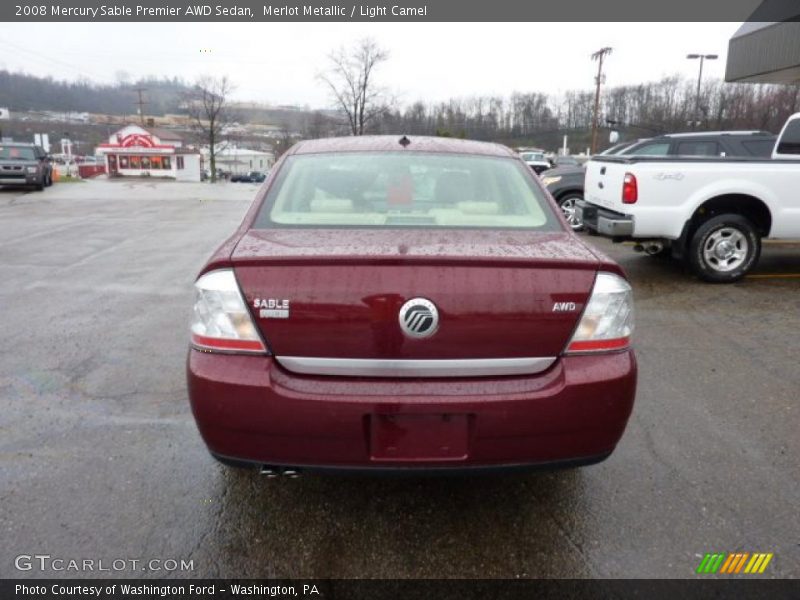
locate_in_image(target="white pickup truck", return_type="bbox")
[577,113,800,282]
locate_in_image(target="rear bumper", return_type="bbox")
[210,451,612,475]
[577,200,634,237]
[187,349,637,471]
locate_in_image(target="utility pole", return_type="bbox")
[686,54,718,129]
[590,46,613,155]
[133,87,148,125]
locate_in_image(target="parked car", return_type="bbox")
[0,142,53,191]
[520,150,552,175]
[187,135,637,474]
[616,130,777,158]
[202,168,233,181]
[550,155,581,168]
[231,170,267,183]
[577,115,800,282]
[543,131,777,230]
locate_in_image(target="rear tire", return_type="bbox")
[688,214,760,282]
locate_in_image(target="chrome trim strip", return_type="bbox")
[276,356,557,378]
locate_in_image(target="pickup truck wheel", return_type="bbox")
[688,214,760,282]
[558,194,584,231]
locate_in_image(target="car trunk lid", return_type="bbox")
[232,229,600,361]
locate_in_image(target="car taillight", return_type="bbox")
[622,172,638,204]
[190,269,267,354]
[566,272,634,354]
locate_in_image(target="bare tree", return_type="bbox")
[185,76,234,182]
[319,38,391,136]
[272,123,295,159]
[304,110,337,139]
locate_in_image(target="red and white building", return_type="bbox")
[96,124,201,181]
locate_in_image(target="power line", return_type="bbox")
[0,38,115,85]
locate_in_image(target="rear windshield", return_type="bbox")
[0,146,36,160]
[777,119,800,155]
[601,141,640,155]
[254,152,560,230]
[741,139,776,156]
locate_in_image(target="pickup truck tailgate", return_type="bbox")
[584,159,629,212]
[579,159,636,237]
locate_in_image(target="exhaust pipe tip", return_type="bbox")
[644,242,665,255]
[259,466,301,479]
[633,241,666,255]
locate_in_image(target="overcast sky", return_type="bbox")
[0,22,740,108]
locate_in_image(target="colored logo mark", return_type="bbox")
[696,552,773,574]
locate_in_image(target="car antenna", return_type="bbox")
[399,135,411,148]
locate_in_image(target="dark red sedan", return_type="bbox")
[187,136,636,474]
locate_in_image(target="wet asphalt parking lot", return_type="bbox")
[0,179,798,579]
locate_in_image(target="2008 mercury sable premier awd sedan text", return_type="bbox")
[187,135,637,473]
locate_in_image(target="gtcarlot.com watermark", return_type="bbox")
[14,554,194,573]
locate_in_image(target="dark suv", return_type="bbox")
[543,131,777,230]
[0,143,53,191]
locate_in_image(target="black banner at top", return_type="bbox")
[2,0,800,22]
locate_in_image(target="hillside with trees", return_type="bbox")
[2,68,799,153]
[0,71,189,115]
[374,76,800,151]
